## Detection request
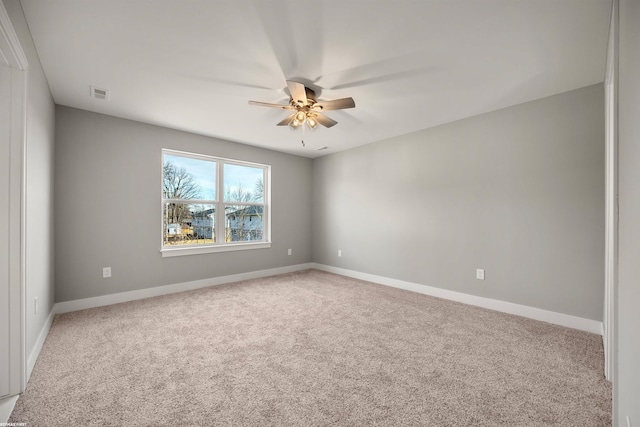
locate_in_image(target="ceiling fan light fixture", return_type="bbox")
[295,111,306,122]
[307,115,318,129]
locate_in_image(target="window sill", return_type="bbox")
[161,241,271,257]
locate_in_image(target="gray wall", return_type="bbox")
[3,0,56,360]
[617,0,640,424]
[312,84,604,321]
[54,107,312,302]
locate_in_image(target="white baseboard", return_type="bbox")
[0,395,19,424]
[2,308,57,424]
[27,308,56,381]
[311,263,603,335]
[54,263,314,314]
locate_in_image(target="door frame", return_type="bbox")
[0,1,28,398]
[603,0,618,384]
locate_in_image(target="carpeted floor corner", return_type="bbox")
[9,269,611,426]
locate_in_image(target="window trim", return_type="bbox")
[160,149,271,257]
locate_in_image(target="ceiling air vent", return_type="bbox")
[90,86,110,100]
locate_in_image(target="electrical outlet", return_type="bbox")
[103,267,112,278]
[338,249,342,257]
[288,248,292,256]
[476,269,485,280]
[34,297,38,315]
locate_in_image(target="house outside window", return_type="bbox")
[161,149,270,257]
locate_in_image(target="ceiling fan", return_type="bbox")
[249,81,355,146]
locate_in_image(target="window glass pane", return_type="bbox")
[163,154,216,200]
[163,203,215,246]
[225,205,264,242]
[224,164,264,202]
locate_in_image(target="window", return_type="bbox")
[161,149,270,257]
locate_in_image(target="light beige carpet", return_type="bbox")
[10,269,611,426]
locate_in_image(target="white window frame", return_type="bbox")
[161,149,271,257]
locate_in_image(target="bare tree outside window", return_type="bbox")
[163,161,201,224]
[254,177,264,202]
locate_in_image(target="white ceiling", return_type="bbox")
[20,0,612,158]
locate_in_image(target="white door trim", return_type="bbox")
[0,4,28,70]
[603,0,618,383]
[0,1,28,398]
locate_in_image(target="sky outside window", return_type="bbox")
[224,163,264,202]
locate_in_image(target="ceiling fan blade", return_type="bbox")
[248,100,295,110]
[287,81,308,106]
[315,113,338,128]
[314,97,356,111]
[276,113,296,126]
